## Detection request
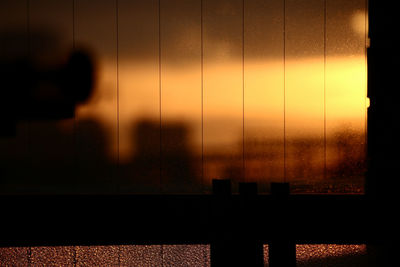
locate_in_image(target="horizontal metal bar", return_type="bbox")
[1,194,390,247]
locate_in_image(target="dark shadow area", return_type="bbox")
[297,253,370,267]
[0,30,94,136]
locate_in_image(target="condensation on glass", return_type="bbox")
[0,0,368,194]
[0,245,210,266]
[285,0,325,189]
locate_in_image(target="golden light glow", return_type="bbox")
[76,56,366,162]
[351,10,367,36]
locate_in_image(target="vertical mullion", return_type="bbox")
[201,0,206,192]
[283,0,286,183]
[158,0,162,193]
[324,0,327,180]
[116,0,120,192]
[242,0,245,182]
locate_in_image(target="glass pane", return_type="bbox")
[244,0,284,193]
[296,244,368,267]
[75,0,118,193]
[0,0,30,193]
[1,245,210,266]
[160,0,202,193]
[0,247,29,265]
[28,0,75,193]
[0,0,368,194]
[325,0,367,193]
[119,245,162,266]
[75,246,120,265]
[118,0,160,193]
[162,244,210,266]
[203,0,244,193]
[31,246,75,265]
[285,0,325,191]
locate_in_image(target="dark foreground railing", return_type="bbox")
[0,188,395,267]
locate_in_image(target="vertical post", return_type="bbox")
[210,179,232,267]
[366,1,400,266]
[238,182,264,266]
[210,180,264,267]
[268,182,296,267]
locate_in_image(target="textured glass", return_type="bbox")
[203,0,244,192]
[263,244,269,267]
[0,247,29,265]
[30,246,75,265]
[75,246,120,266]
[285,0,325,189]
[160,0,202,193]
[162,245,210,267]
[325,0,367,193]
[74,0,118,193]
[244,0,284,193]
[296,244,368,267]
[0,245,210,266]
[117,0,160,193]
[119,245,162,266]
[0,0,367,194]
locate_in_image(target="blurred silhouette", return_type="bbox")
[0,30,94,137]
[119,120,198,193]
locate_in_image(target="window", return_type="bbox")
[0,0,368,195]
[2,1,387,267]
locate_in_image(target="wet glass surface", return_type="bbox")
[296,244,368,267]
[0,245,210,266]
